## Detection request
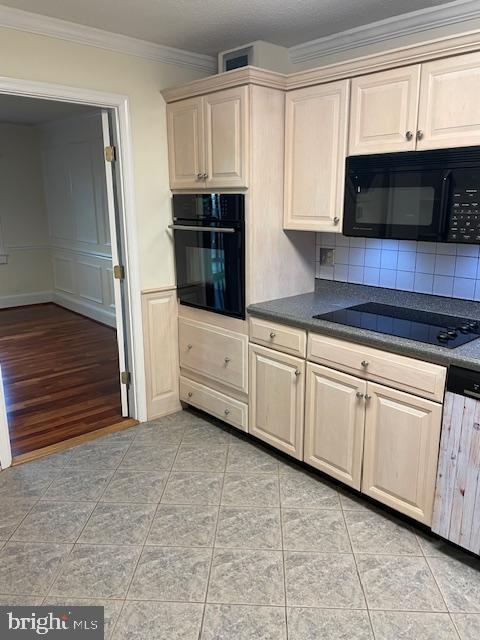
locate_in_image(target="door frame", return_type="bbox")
[0,76,147,443]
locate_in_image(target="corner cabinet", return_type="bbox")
[166,86,248,189]
[284,80,349,232]
[249,343,305,460]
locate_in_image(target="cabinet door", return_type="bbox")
[204,86,248,188]
[362,382,442,525]
[417,51,480,150]
[284,80,349,232]
[349,66,420,155]
[249,344,304,459]
[305,364,366,489]
[167,97,205,189]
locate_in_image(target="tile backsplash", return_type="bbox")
[316,233,480,301]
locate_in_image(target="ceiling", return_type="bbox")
[0,94,96,125]
[0,0,456,55]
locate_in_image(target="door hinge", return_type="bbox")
[121,371,131,385]
[105,145,116,162]
[113,264,125,280]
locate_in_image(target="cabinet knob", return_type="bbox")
[269,332,276,339]
[187,344,193,350]
[361,360,369,368]
[224,356,231,364]
[416,130,424,140]
[405,130,413,140]
[196,173,203,180]
[187,391,193,398]
[356,391,364,399]
[365,394,372,401]
[224,408,230,416]
[203,173,208,179]
[295,369,301,376]
[333,216,340,225]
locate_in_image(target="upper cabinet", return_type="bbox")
[417,51,480,150]
[349,66,420,155]
[284,80,349,232]
[167,87,248,190]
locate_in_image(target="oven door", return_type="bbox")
[344,167,447,240]
[172,223,245,319]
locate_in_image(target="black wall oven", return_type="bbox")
[170,194,245,319]
[343,146,480,243]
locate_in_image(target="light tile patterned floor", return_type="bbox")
[0,409,479,639]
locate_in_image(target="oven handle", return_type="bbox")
[168,224,236,234]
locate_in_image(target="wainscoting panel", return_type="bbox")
[142,288,181,420]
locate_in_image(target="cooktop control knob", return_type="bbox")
[438,332,449,342]
[447,329,457,338]
[460,325,470,333]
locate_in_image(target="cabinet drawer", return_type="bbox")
[249,317,306,357]
[180,377,248,432]
[307,333,446,402]
[179,318,248,394]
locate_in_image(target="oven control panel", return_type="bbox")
[448,188,480,243]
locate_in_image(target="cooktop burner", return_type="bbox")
[313,302,480,348]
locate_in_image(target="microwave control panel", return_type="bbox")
[448,188,480,243]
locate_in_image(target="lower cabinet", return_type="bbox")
[362,382,442,526]
[249,344,305,459]
[304,363,366,490]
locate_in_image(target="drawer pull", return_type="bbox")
[187,344,193,350]
[224,356,231,364]
[187,391,193,398]
[356,391,364,399]
[295,369,301,376]
[269,332,276,339]
[224,408,230,416]
[361,360,369,368]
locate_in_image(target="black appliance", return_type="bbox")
[313,302,480,348]
[343,146,480,243]
[170,194,245,319]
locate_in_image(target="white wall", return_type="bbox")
[39,112,115,326]
[0,122,53,306]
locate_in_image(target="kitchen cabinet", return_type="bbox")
[362,382,442,525]
[249,343,305,459]
[284,80,349,232]
[304,363,366,490]
[166,87,248,189]
[417,51,480,150]
[349,66,420,155]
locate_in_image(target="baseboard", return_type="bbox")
[52,292,116,328]
[0,290,53,308]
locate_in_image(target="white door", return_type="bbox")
[249,344,305,460]
[101,110,129,416]
[349,65,420,155]
[362,382,442,525]
[284,80,349,232]
[0,364,12,469]
[304,363,366,490]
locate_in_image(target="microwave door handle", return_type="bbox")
[439,170,452,237]
[168,224,236,233]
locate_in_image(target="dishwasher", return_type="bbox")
[432,366,480,555]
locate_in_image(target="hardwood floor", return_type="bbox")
[0,303,131,456]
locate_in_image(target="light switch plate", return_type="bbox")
[319,248,335,266]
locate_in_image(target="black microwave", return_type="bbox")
[343,146,480,243]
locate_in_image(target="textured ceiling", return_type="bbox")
[0,0,455,55]
[0,94,96,125]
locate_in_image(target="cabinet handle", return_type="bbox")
[416,130,424,140]
[187,391,193,398]
[365,394,372,401]
[224,356,231,364]
[187,344,193,350]
[405,130,413,140]
[224,408,230,416]
[203,173,208,179]
[269,332,276,339]
[361,360,369,368]
[333,216,340,225]
[196,173,203,180]
[356,391,364,399]
[295,369,301,376]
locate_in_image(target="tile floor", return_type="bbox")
[0,409,479,639]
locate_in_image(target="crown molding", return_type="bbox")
[0,5,217,73]
[289,0,480,64]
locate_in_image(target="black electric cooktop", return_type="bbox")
[313,302,480,349]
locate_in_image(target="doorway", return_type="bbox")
[0,94,136,458]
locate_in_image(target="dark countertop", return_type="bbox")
[247,280,480,372]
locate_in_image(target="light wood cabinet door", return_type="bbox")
[349,66,420,155]
[417,51,480,150]
[167,97,205,189]
[284,80,349,232]
[362,382,442,525]
[305,363,366,490]
[204,86,249,188]
[249,344,304,459]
